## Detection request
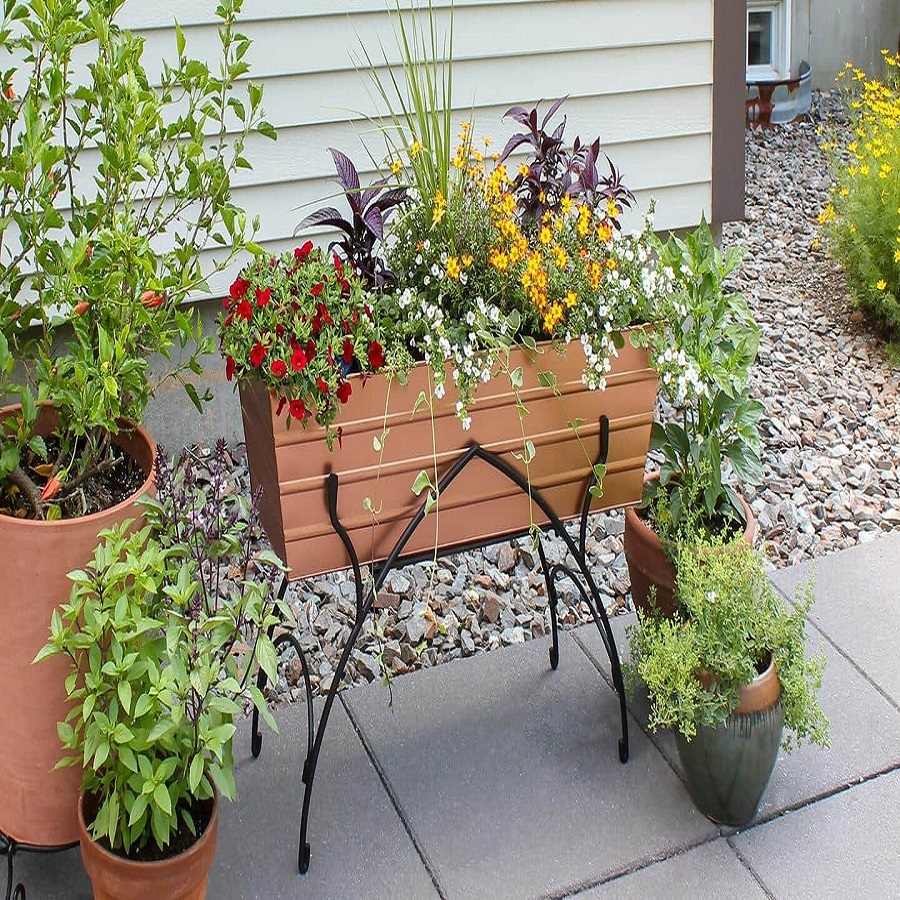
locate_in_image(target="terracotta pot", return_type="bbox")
[0,406,155,846]
[78,791,218,900]
[623,471,756,618]
[240,335,658,578]
[676,655,784,825]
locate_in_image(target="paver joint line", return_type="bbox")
[339,693,449,900]
[727,839,777,900]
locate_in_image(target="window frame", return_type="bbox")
[746,0,791,81]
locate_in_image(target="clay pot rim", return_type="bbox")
[0,403,155,529]
[624,470,755,544]
[77,789,218,872]
[699,652,781,716]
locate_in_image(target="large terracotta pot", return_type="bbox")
[0,406,155,846]
[624,472,756,617]
[240,335,659,578]
[78,791,218,900]
[675,655,784,826]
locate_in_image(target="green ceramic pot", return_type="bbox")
[675,656,784,826]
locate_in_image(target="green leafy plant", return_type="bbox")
[0,0,275,519]
[822,53,900,341]
[635,218,764,534]
[626,537,829,750]
[36,442,287,857]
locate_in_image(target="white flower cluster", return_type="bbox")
[655,344,708,406]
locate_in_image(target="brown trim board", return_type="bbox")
[712,0,746,223]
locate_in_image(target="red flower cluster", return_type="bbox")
[219,244,386,437]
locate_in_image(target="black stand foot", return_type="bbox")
[252,415,631,873]
[1,831,78,900]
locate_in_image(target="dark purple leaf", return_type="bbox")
[503,105,531,125]
[541,96,567,129]
[497,133,534,164]
[363,205,384,239]
[329,148,360,195]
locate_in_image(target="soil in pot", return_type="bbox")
[78,792,218,900]
[675,655,784,826]
[624,473,756,618]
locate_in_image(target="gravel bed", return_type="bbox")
[230,91,899,705]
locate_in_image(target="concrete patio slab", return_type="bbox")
[731,767,900,899]
[771,531,900,708]
[577,839,768,898]
[344,632,717,900]
[12,701,436,900]
[574,597,900,820]
[209,700,438,899]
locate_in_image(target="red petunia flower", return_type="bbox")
[317,302,333,325]
[342,338,354,365]
[290,348,308,372]
[368,341,385,369]
[223,312,234,328]
[306,339,316,360]
[271,359,287,378]
[275,324,285,337]
[225,356,236,381]
[316,376,329,393]
[311,316,322,337]
[237,299,253,322]
[276,396,287,416]
[230,277,251,300]
[294,241,313,262]
[250,342,267,367]
[336,381,352,404]
[310,282,324,297]
[256,286,271,307]
[333,254,344,277]
[289,398,306,420]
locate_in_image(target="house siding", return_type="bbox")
[121,0,720,277]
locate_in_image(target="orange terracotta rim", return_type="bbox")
[0,405,155,528]
[700,654,781,716]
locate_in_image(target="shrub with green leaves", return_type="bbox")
[626,537,829,750]
[634,219,764,535]
[37,442,287,856]
[0,0,275,519]
[822,53,900,341]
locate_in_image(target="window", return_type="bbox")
[746,0,790,81]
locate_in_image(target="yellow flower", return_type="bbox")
[410,140,422,158]
[390,159,402,176]
[560,195,573,214]
[894,248,900,263]
[489,249,509,271]
[811,237,820,250]
[839,187,849,197]
[483,135,492,146]
[860,163,870,176]
[551,245,568,268]
[518,163,530,177]
[596,222,612,243]
[538,226,552,245]
[876,279,887,291]
[445,256,461,280]
[564,290,577,308]
[432,189,447,225]
[605,198,619,219]
[461,254,473,267]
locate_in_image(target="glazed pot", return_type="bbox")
[623,472,756,617]
[240,334,658,578]
[0,405,155,846]
[675,655,784,826]
[78,791,218,900]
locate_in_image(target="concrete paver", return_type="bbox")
[344,631,716,900]
[731,767,900,900]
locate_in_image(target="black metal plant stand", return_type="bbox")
[1,831,77,900]
[251,415,630,874]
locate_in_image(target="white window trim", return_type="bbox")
[746,0,791,82]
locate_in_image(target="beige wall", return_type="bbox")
[792,0,900,87]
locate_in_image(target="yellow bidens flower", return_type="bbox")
[576,203,591,237]
[390,159,402,176]
[560,194,573,214]
[410,140,423,158]
[876,279,887,291]
[432,189,447,225]
[445,256,461,279]
[817,203,836,225]
[518,163,530,177]
[538,226,552,245]
[595,222,613,243]
[564,290,577,308]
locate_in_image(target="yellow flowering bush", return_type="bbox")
[823,53,900,337]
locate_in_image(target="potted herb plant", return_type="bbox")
[221,3,668,577]
[36,442,286,899]
[626,537,829,826]
[625,219,765,616]
[0,0,274,847]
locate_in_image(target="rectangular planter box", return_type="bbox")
[239,337,658,579]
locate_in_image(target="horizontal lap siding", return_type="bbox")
[119,0,714,295]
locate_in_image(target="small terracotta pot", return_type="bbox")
[78,791,218,900]
[0,405,155,846]
[623,471,756,618]
[676,655,784,825]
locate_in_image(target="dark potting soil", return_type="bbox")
[93,796,214,863]
[0,436,147,520]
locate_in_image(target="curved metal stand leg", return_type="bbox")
[2,833,24,900]
[251,575,291,759]
[537,542,560,670]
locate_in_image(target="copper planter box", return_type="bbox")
[240,337,658,579]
